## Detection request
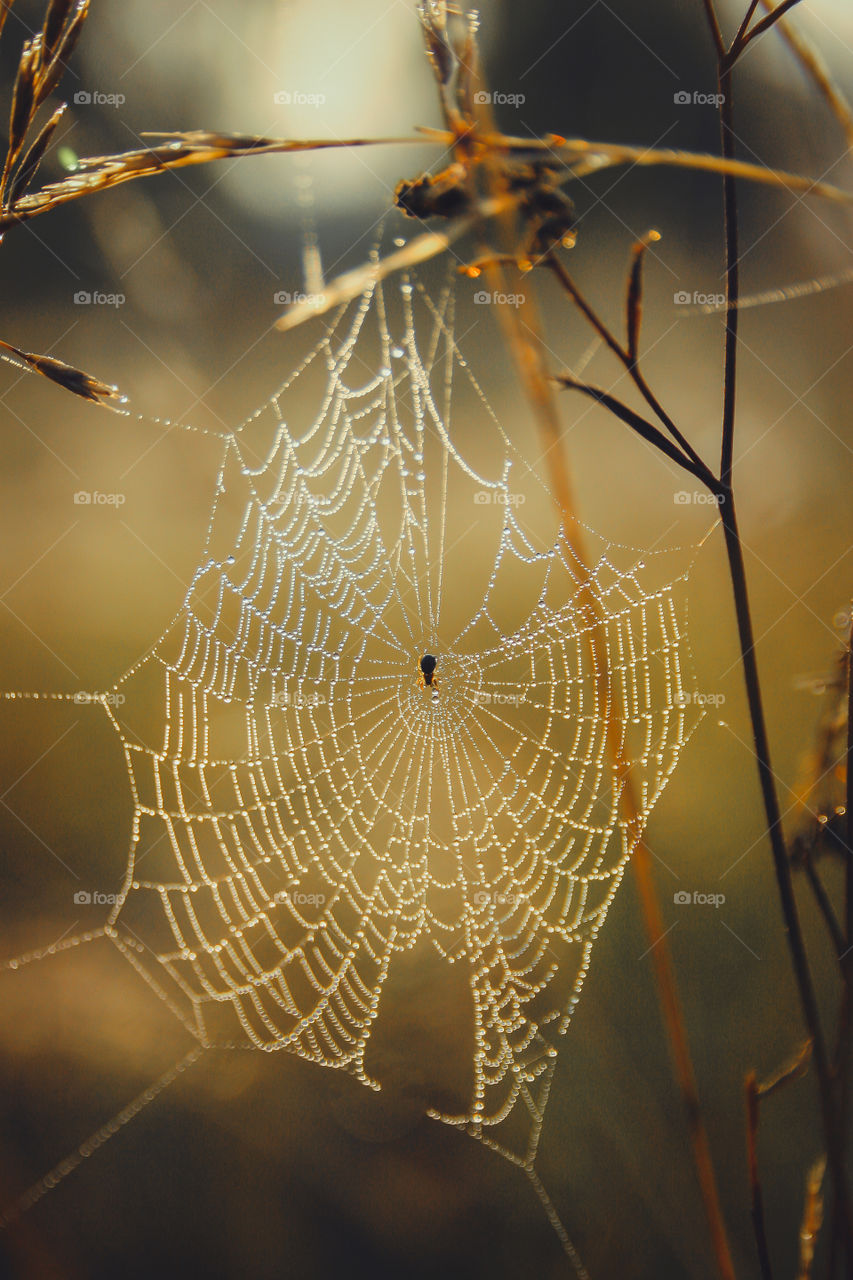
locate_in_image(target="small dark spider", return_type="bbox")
[418,653,439,692]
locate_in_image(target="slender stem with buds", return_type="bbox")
[705,0,852,1260]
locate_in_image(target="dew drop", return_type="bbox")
[391,346,404,359]
[394,236,406,247]
[58,145,79,172]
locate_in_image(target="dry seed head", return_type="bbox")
[42,0,77,60]
[8,102,66,205]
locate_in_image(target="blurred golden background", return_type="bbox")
[1,0,853,1276]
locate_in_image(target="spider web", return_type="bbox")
[1,250,704,1271]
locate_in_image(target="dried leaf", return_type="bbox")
[42,0,76,61]
[418,1,453,87]
[35,0,88,109]
[0,338,122,406]
[0,132,424,229]
[626,230,660,365]
[0,1,15,44]
[555,373,700,477]
[8,102,65,206]
[8,38,38,169]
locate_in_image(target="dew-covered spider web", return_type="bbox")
[1,248,705,1274]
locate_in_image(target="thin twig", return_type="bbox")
[553,375,705,478]
[731,0,763,55]
[720,493,853,1256]
[832,618,853,1275]
[545,252,717,486]
[702,0,853,1251]
[796,1156,826,1280]
[757,0,853,148]
[840,616,845,962]
[801,850,846,959]
[716,70,739,487]
[701,0,726,58]
[746,1073,775,1280]
[734,0,807,59]
[745,1041,814,1278]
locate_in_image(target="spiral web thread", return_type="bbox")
[1,257,704,1271]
